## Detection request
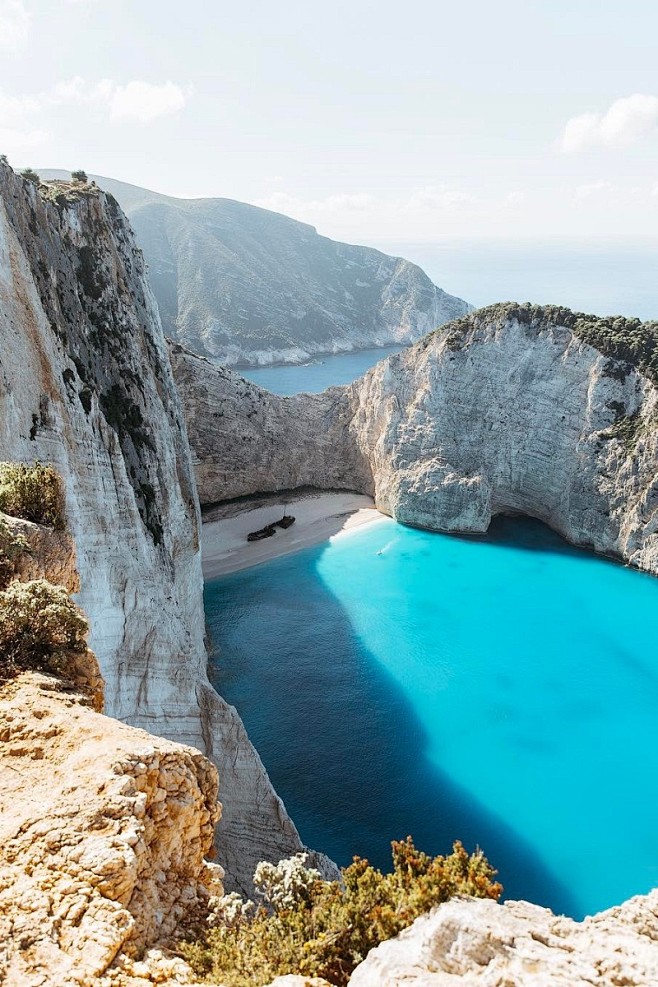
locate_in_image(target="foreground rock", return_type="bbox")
[0,162,325,892]
[0,672,223,987]
[174,304,658,575]
[349,892,658,985]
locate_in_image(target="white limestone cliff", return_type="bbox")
[0,163,328,892]
[172,305,658,575]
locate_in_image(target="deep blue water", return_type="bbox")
[238,345,405,395]
[205,517,658,919]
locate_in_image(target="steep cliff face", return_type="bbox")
[0,163,323,892]
[168,342,372,505]
[173,304,658,575]
[349,305,658,574]
[41,171,471,367]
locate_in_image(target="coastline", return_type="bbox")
[201,491,387,579]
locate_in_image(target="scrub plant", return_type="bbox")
[0,462,66,530]
[0,579,88,682]
[0,517,28,589]
[182,838,501,986]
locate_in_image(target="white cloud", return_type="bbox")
[0,78,191,156]
[0,91,40,125]
[574,180,615,200]
[109,81,189,123]
[406,185,473,209]
[253,191,375,217]
[506,190,527,205]
[0,0,30,52]
[559,94,658,152]
[0,126,47,156]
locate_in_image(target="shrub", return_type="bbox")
[20,168,40,185]
[71,169,88,183]
[182,839,501,986]
[0,462,66,530]
[0,579,88,681]
[0,517,28,589]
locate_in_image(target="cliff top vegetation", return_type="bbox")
[182,838,501,986]
[435,301,658,386]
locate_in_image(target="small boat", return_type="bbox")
[247,523,277,542]
[274,514,296,530]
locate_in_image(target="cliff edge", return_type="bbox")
[0,163,323,892]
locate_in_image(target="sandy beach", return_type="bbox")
[201,491,387,578]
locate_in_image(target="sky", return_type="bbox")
[2,0,658,242]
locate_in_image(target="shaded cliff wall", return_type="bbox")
[0,164,323,892]
[169,342,372,504]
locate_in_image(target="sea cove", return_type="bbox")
[206,516,658,920]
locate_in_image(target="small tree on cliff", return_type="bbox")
[20,168,40,185]
[71,169,88,183]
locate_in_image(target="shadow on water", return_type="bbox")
[205,536,580,917]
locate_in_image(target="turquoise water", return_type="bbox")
[205,517,658,918]
[238,345,405,395]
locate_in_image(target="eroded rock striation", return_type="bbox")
[41,171,471,366]
[348,891,658,985]
[0,162,324,892]
[174,304,658,574]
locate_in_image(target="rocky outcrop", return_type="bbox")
[174,304,658,575]
[0,671,222,987]
[168,343,371,505]
[348,891,658,985]
[42,171,471,366]
[0,162,324,892]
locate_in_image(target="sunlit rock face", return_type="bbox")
[174,305,658,575]
[0,671,223,987]
[348,307,658,574]
[0,163,330,893]
[348,892,658,986]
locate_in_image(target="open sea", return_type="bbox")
[205,517,658,920]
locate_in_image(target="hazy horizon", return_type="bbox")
[3,1,658,243]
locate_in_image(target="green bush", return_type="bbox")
[0,579,88,681]
[71,169,88,183]
[20,168,40,185]
[182,838,501,986]
[0,462,66,530]
[0,517,28,589]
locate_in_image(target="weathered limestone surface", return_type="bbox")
[168,343,372,505]
[0,672,223,987]
[0,163,323,892]
[348,892,658,985]
[174,308,658,574]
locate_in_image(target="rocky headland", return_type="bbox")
[173,304,658,575]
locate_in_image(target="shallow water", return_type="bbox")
[205,517,658,918]
[238,344,405,395]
